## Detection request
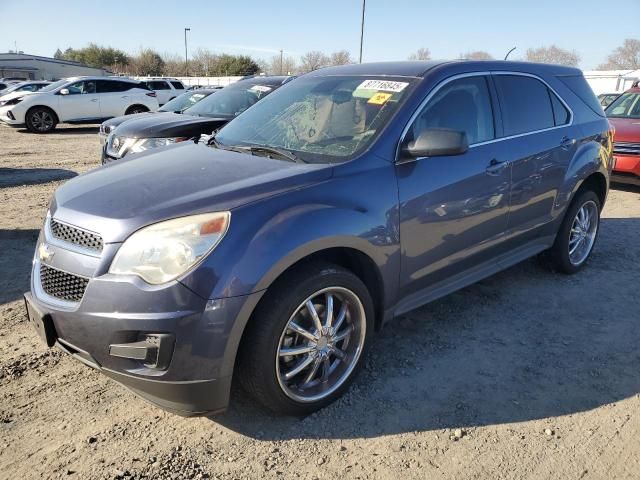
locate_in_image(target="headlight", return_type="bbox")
[109,212,230,284]
[129,137,188,154]
[106,135,188,159]
[1,96,23,107]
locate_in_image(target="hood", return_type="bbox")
[112,112,231,139]
[609,117,640,143]
[0,90,37,103]
[102,112,155,131]
[51,142,332,243]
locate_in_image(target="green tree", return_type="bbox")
[215,54,259,76]
[59,43,129,69]
[131,49,165,76]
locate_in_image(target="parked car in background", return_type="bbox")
[140,78,186,106]
[188,85,223,91]
[0,81,51,97]
[0,77,159,133]
[598,92,620,108]
[98,88,219,144]
[101,76,291,163]
[606,86,640,186]
[25,61,611,417]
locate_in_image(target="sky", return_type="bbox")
[1,0,638,70]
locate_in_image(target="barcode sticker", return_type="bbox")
[357,80,409,92]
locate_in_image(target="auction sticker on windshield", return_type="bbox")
[357,80,409,92]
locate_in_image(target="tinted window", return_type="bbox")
[494,75,554,136]
[147,81,170,90]
[558,75,605,117]
[549,90,570,126]
[409,75,495,145]
[97,80,121,93]
[170,81,184,89]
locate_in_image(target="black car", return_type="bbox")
[100,76,293,163]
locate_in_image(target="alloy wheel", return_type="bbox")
[31,110,54,132]
[568,200,598,266]
[276,286,366,403]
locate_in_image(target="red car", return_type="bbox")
[606,85,640,186]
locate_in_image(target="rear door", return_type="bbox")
[57,80,100,121]
[492,73,576,242]
[147,80,172,105]
[96,80,131,117]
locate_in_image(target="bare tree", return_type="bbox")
[525,45,580,67]
[190,48,220,76]
[130,49,165,76]
[597,39,640,70]
[161,52,186,76]
[408,48,431,61]
[268,54,297,75]
[299,51,330,73]
[460,50,493,60]
[330,50,354,66]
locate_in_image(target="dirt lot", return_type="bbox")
[1,123,639,480]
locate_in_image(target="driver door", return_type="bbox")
[396,74,511,299]
[57,80,100,121]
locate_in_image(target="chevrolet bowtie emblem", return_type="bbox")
[38,243,54,262]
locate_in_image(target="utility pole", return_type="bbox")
[359,0,366,63]
[184,28,191,76]
[280,49,284,75]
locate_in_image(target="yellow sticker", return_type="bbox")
[368,92,392,105]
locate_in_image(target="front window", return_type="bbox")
[214,76,417,163]
[159,91,210,112]
[606,92,640,119]
[186,83,275,118]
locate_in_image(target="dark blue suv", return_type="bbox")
[24,61,613,416]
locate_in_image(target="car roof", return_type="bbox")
[304,60,583,78]
[63,76,143,83]
[232,76,294,88]
[187,88,219,94]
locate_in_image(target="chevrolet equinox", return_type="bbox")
[25,61,613,416]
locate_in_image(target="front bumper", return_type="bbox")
[27,226,263,415]
[0,107,23,126]
[612,153,640,186]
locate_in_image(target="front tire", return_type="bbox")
[25,107,57,133]
[545,190,601,274]
[238,263,374,415]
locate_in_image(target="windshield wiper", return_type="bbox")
[207,135,249,154]
[244,145,305,163]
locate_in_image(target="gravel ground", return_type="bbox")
[1,123,639,480]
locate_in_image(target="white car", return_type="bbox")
[140,78,186,106]
[0,76,159,133]
[0,80,50,96]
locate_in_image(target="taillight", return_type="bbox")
[146,92,157,98]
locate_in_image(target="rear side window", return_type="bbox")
[409,75,495,145]
[97,80,129,93]
[494,75,555,136]
[170,81,184,89]
[148,81,170,90]
[549,90,570,126]
[558,75,605,117]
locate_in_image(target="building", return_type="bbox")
[0,52,111,81]
[584,69,640,95]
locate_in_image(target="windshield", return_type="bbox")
[185,82,275,117]
[39,79,69,93]
[215,75,417,163]
[606,92,640,118]
[159,91,211,112]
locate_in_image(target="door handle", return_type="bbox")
[485,158,508,176]
[121,96,129,99]
[90,98,98,102]
[560,136,575,150]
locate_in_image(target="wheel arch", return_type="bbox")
[25,105,59,124]
[125,104,149,114]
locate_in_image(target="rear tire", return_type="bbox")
[25,107,57,133]
[237,263,374,415]
[543,190,601,274]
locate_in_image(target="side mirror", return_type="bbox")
[401,128,469,159]
[59,88,69,96]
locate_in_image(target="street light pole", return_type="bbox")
[280,49,284,75]
[184,28,191,76]
[359,0,366,63]
[504,46,516,60]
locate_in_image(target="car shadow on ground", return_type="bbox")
[0,167,77,188]
[213,217,640,440]
[15,126,100,135]
[611,182,640,194]
[0,229,39,304]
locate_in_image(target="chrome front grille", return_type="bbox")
[613,142,640,156]
[39,264,89,302]
[50,219,103,253]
